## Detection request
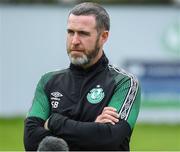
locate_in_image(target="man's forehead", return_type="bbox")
[68,14,96,26]
[68,14,96,20]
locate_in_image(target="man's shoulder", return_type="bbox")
[43,68,69,77]
[40,68,69,84]
[108,64,139,84]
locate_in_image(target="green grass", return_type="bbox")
[142,100,180,108]
[131,123,180,151]
[0,117,24,151]
[0,117,180,151]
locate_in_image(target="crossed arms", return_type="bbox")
[24,107,131,150]
[24,74,140,150]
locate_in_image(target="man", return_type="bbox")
[24,2,141,151]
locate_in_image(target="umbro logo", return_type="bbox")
[51,92,63,98]
[50,92,63,101]
[50,92,63,108]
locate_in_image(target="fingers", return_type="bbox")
[97,118,116,125]
[44,119,49,130]
[102,108,119,118]
[100,113,119,123]
[95,107,119,125]
[103,107,117,112]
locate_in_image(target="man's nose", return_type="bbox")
[72,33,80,45]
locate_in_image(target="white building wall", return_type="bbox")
[0,5,179,123]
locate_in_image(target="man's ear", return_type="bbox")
[101,31,109,44]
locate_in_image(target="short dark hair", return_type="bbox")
[69,2,110,33]
[37,136,69,151]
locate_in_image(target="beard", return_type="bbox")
[68,53,89,66]
[67,37,100,66]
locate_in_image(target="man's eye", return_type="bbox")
[67,30,74,35]
[79,31,90,36]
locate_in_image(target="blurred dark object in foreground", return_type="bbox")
[38,136,69,151]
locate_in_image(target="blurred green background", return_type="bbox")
[0,117,180,151]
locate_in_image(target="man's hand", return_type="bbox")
[44,119,49,130]
[95,107,119,125]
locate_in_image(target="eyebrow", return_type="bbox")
[67,29,91,36]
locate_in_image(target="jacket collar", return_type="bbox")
[69,52,109,74]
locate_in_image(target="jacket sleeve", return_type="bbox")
[47,75,141,150]
[48,113,131,150]
[24,73,53,151]
[24,117,52,151]
[108,73,141,129]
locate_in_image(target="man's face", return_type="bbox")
[66,14,102,67]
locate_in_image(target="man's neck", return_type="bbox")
[81,50,103,69]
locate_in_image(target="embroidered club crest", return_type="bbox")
[87,85,105,104]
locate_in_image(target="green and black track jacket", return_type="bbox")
[24,53,141,151]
